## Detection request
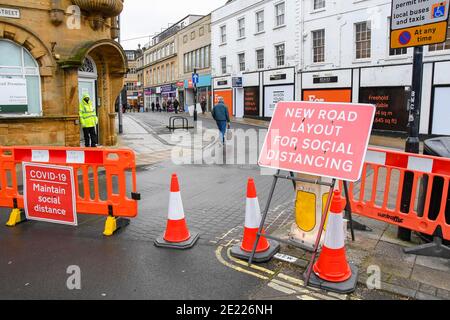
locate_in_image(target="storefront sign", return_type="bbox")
[303,89,352,103]
[0,78,28,113]
[359,87,408,132]
[160,84,176,93]
[232,77,243,88]
[259,102,376,182]
[313,76,339,84]
[144,87,156,96]
[391,0,449,48]
[244,86,260,116]
[23,163,77,226]
[0,7,20,19]
[217,80,228,86]
[264,85,294,117]
[270,74,287,81]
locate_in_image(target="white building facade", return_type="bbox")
[211,0,301,119]
[300,0,450,136]
[211,0,450,136]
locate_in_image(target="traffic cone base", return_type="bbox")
[230,239,280,263]
[155,231,200,250]
[306,263,359,294]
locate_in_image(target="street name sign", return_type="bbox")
[23,163,77,226]
[258,102,376,182]
[391,0,449,49]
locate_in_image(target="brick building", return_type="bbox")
[0,0,127,146]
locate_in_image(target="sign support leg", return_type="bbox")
[399,45,424,242]
[304,179,336,286]
[248,170,281,267]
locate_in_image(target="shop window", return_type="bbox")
[312,29,325,63]
[275,44,285,66]
[355,21,371,59]
[275,2,285,27]
[238,53,246,71]
[0,39,41,115]
[314,0,326,10]
[256,10,265,33]
[256,49,264,69]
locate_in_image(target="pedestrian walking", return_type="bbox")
[173,98,180,114]
[162,99,167,112]
[79,93,98,148]
[212,97,231,144]
[200,97,207,115]
[151,102,155,112]
[156,100,161,112]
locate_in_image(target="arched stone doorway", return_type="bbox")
[61,39,127,146]
[78,56,98,145]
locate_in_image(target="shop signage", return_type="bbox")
[160,84,176,93]
[244,86,260,116]
[217,80,228,86]
[270,74,287,81]
[390,0,449,48]
[313,76,339,84]
[259,101,376,182]
[264,85,294,118]
[232,77,243,88]
[0,78,28,113]
[23,163,77,226]
[303,89,352,103]
[0,7,20,19]
[359,87,408,132]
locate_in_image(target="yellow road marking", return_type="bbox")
[215,246,269,280]
[226,248,276,275]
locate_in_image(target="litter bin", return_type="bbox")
[418,137,450,244]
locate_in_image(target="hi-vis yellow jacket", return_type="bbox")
[79,93,98,128]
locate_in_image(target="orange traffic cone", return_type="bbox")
[307,190,358,294]
[230,178,280,262]
[154,174,199,249]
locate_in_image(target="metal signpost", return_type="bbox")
[390,0,449,240]
[253,101,376,286]
[192,70,199,122]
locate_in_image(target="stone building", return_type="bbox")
[140,15,203,110]
[177,14,212,111]
[0,0,127,146]
[124,49,140,108]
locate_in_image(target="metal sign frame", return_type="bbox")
[247,171,359,287]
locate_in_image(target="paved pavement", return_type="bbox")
[0,111,448,300]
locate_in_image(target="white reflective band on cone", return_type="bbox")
[408,156,433,173]
[168,192,185,221]
[324,213,345,250]
[245,197,262,229]
[365,150,386,165]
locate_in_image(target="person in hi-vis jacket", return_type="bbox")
[79,93,98,147]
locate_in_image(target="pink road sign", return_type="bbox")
[259,101,376,182]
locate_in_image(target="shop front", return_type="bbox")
[243,72,261,118]
[160,84,178,103]
[144,87,159,109]
[184,74,212,112]
[359,86,408,133]
[263,67,296,118]
[301,70,352,103]
[212,76,233,116]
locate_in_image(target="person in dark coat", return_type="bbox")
[200,96,207,115]
[212,97,231,144]
[173,98,180,114]
[151,102,155,112]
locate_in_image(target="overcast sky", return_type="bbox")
[120,0,227,50]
